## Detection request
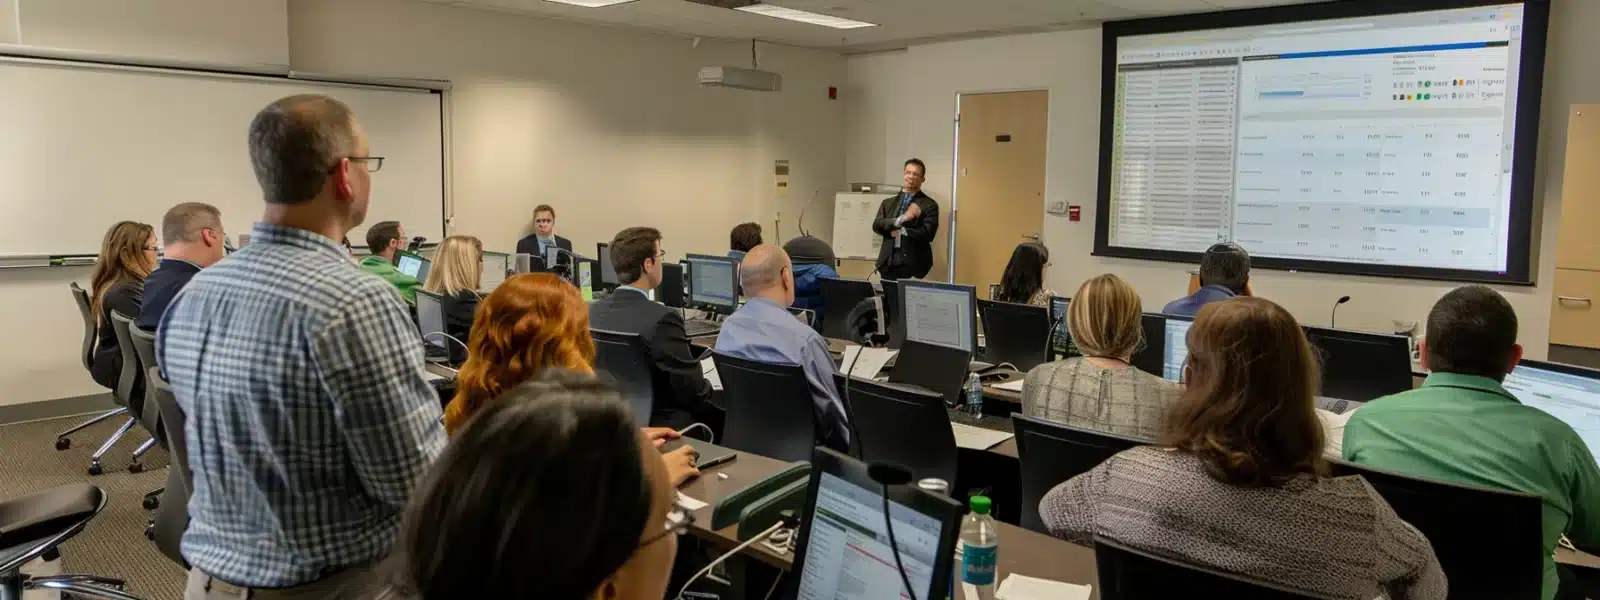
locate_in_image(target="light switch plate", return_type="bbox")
[1047,201,1068,215]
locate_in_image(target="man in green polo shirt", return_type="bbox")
[1343,285,1599,600]
[358,220,419,304]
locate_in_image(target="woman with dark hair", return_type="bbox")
[386,372,683,600]
[89,221,158,389]
[1039,297,1445,600]
[996,242,1054,307]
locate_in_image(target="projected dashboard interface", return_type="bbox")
[1108,4,1528,273]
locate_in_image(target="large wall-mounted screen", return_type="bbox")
[1095,1,1549,283]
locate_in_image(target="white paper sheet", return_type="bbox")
[701,358,723,391]
[677,491,709,511]
[997,574,1092,600]
[992,379,1026,392]
[840,346,897,379]
[951,422,1015,450]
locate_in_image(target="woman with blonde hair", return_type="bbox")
[423,235,484,361]
[1020,273,1179,440]
[89,221,158,389]
[447,273,700,486]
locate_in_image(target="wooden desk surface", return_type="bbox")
[677,447,1100,597]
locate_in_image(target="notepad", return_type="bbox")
[995,574,1092,600]
[840,346,897,379]
[992,379,1026,392]
[951,422,1015,450]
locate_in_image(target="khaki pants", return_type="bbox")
[184,565,381,600]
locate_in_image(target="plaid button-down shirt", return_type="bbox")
[158,222,446,587]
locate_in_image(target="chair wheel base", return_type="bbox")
[128,462,144,474]
[87,463,103,476]
[42,548,59,562]
[55,438,71,450]
[142,496,159,510]
[144,524,155,540]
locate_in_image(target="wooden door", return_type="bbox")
[954,91,1048,294]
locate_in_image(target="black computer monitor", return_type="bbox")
[1503,359,1600,464]
[1129,313,1168,377]
[395,250,429,280]
[595,242,620,290]
[1049,295,1073,357]
[1161,315,1193,382]
[881,279,904,349]
[415,289,447,353]
[786,447,962,600]
[976,299,1051,372]
[683,253,739,315]
[897,279,977,355]
[660,262,686,308]
[480,251,510,291]
[1303,326,1413,401]
[818,277,876,341]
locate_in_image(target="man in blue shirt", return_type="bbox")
[716,244,851,449]
[137,202,226,331]
[1162,242,1252,317]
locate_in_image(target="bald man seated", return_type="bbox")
[714,245,851,450]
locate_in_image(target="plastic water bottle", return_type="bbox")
[965,372,985,419]
[960,495,999,600]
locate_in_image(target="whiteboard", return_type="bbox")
[0,58,445,255]
[832,192,886,261]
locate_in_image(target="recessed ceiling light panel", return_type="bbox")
[735,3,877,29]
[542,0,639,7]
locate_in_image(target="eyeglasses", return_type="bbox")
[143,245,160,253]
[638,498,697,549]
[343,156,385,172]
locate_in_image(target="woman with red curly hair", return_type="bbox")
[445,273,698,485]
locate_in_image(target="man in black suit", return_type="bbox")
[871,158,939,280]
[587,226,714,429]
[515,204,573,271]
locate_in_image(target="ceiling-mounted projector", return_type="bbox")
[698,66,781,92]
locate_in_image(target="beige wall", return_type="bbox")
[844,0,1600,359]
[0,0,844,406]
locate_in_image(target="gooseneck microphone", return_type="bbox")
[1331,296,1351,329]
[868,461,918,600]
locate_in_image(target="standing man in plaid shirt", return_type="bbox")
[159,94,447,599]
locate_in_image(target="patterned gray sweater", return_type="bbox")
[1021,358,1180,441]
[1041,447,1447,600]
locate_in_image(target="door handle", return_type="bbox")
[1022,232,1041,242]
[1557,296,1592,305]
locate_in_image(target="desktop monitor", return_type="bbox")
[513,253,535,275]
[480,251,510,291]
[897,279,977,355]
[415,290,447,352]
[728,249,747,262]
[1129,313,1168,377]
[1303,326,1413,402]
[818,277,876,341]
[395,251,430,280]
[1162,315,1193,382]
[574,258,596,291]
[659,262,686,308]
[788,447,961,600]
[596,242,620,289]
[1049,296,1072,357]
[683,253,739,315]
[881,279,904,349]
[545,245,561,272]
[1503,360,1600,464]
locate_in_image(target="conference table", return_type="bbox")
[676,447,1101,599]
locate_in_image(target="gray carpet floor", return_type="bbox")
[2,414,185,600]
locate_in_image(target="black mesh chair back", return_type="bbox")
[834,374,956,484]
[977,299,1051,372]
[1012,414,1146,534]
[1330,460,1544,600]
[712,352,819,462]
[107,311,142,415]
[128,325,164,440]
[69,283,95,374]
[149,376,191,567]
[1096,536,1339,600]
[590,329,656,425]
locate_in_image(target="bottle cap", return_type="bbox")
[969,495,992,515]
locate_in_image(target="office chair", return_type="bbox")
[818,277,876,340]
[1095,536,1338,600]
[590,329,656,426]
[0,483,143,600]
[1330,460,1544,600]
[711,352,824,462]
[147,375,190,567]
[54,284,131,458]
[833,374,957,485]
[1012,414,1147,535]
[977,299,1051,372]
[126,326,166,512]
[107,312,157,476]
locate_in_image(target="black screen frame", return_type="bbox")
[1095,0,1550,285]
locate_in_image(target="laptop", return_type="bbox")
[660,438,737,471]
[787,447,963,600]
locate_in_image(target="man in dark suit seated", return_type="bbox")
[515,204,573,272]
[587,226,714,429]
[137,202,227,331]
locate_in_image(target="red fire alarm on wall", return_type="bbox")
[1068,205,1081,222]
